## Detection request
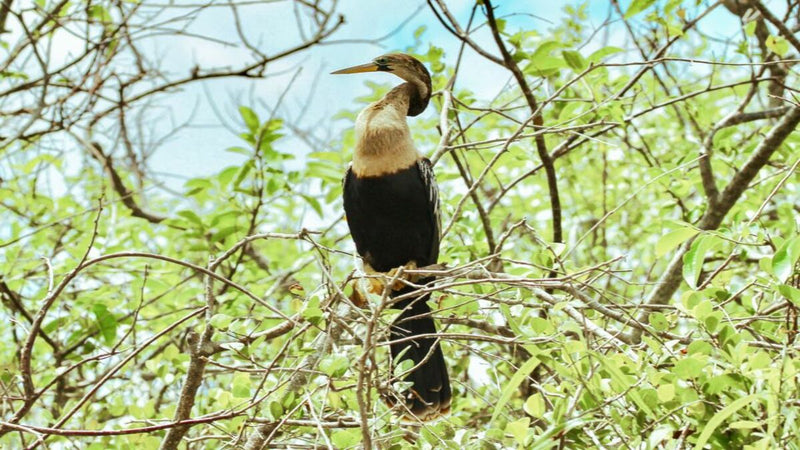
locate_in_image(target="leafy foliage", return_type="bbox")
[1,0,799,449]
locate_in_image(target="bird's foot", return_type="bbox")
[350,262,421,307]
[387,261,418,291]
[348,276,388,308]
[362,262,419,293]
[349,284,369,308]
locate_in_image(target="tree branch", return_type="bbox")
[482,0,563,246]
[751,0,800,54]
[87,142,165,224]
[628,106,800,342]
[159,258,219,449]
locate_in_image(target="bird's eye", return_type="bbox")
[375,57,388,65]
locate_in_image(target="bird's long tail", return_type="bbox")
[387,278,451,421]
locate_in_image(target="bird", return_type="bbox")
[332,53,451,421]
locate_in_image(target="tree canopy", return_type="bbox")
[1,0,799,448]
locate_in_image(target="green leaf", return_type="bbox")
[765,35,789,57]
[532,40,563,58]
[557,101,585,123]
[650,312,669,331]
[748,351,771,370]
[728,420,762,430]
[233,160,255,189]
[524,55,564,77]
[505,417,530,445]
[664,0,683,14]
[688,340,712,355]
[217,166,239,186]
[302,296,324,324]
[163,344,180,361]
[43,316,69,334]
[657,383,675,402]
[587,46,624,63]
[656,227,699,257]
[393,358,414,380]
[331,429,362,448]
[693,394,762,450]
[561,50,586,71]
[88,4,112,22]
[778,284,800,306]
[226,146,251,156]
[176,209,203,226]
[682,235,722,288]
[499,303,524,336]
[300,194,323,218]
[184,178,212,192]
[210,314,233,330]
[744,21,757,37]
[92,303,118,346]
[771,236,800,282]
[524,393,546,418]
[529,317,555,335]
[625,0,656,18]
[239,106,260,133]
[212,226,240,243]
[494,18,506,33]
[673,356,704,379]
[691,299,713,320]
[232,372,251,398]
[209,210,239,228]
[269,401,283,420]
[490,355,540,425]
[319,355,349,377]
[713,127,737,149]
[704,311,721,332]
[599,357,655,418]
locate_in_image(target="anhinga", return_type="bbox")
[332,53,450,421]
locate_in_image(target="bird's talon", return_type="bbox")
[368,278,384,295]
[349,287,368,309]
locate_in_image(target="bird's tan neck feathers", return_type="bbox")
[351,85,421,178]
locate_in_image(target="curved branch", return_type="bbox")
[483,0,562,245]
[628,106,800,343]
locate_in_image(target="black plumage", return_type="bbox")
[334,53,451,420]
[343,160,439,273]
[343,159,450,418]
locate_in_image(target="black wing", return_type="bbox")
[416,157,440,265]
[343,160,440,271]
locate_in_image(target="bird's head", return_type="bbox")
[332,53,431,115]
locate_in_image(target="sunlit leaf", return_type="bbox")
[693,394,762,449]
[239,106,260,133]
[562,50,586,71]
[490,355,540,424]
[92,303,117,346]
[625,0,656,18]
[656,226,699,257]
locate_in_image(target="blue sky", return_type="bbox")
[141,0,742,188]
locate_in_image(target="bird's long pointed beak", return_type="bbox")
[331,62,380,75]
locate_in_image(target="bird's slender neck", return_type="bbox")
[397,79,429,117]
[378,80,429,117]
[351,82,428,177]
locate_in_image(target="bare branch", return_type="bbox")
[751,0,800,54]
